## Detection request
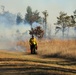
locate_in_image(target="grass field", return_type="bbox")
[38,39,76,60]
[0,39,76,75]
[18,39,76,60]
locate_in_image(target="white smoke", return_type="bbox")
[0,11,43,52]
[53,26,76,39]
[0,11,31,51]
[44,23,76,40]
[0,11,76,52]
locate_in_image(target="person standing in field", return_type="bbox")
[29,35,37,54]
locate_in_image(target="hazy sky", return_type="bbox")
[0,0,76,24]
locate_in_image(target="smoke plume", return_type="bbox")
[0,11,76,52]
[0,11,31,51]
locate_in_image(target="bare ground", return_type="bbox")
[0,50,76,75]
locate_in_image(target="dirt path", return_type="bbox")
[0,51,76,75]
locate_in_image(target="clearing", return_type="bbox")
[0,50,76,75]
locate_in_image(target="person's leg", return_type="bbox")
[35,44,37,50]
[33,45,36,54]
[30,45,33,54]
[31,45,36,54]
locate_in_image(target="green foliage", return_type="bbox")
[25,6,32,24]
[55,11,71,36]
[25,6,41,25]
[56,12,67,26]
[25,6,44,38]
[42,10,48,23]
[42,10,48,38]
[55,11,76,36]
[56,11,76,27]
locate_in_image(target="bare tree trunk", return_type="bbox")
[30,23,34,37]
[44,15,47,38]
[67,27,69,39]
[62,28,64,38]
[45,22,47,38]
[62,24,65,39]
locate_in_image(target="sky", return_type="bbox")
[0,0,76,25]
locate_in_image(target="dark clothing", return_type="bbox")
[30,45,35,54]
[29,37,37,54]
[30,44,37,54]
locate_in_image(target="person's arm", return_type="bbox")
[29,39,31,45]
[34,38,38,49]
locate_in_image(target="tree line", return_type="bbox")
[16,6,76,39]
[55,11,76,38]
[16,6,48,39]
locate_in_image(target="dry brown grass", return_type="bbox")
[0,40,76,75]
[37,39,76,60]
[17,39,76,60]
